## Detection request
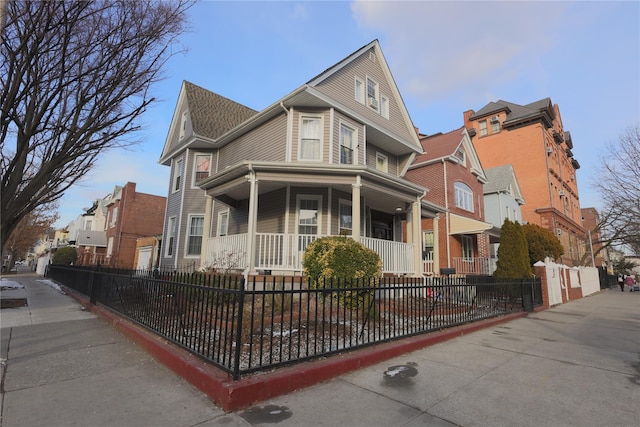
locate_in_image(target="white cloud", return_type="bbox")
[352,1,564,103]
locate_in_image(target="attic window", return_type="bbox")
[479,120,488,136]
[355,77,364,104]
[366,77,379,110]
[179,111,188,140]
[456,149,466,166]
[490,115,500,133]
[369,51,376,63]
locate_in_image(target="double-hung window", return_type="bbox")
[300,117,321,161]
[217,210,229,237]
[340,124,355,165]
[173,158,184,192]
[355,77,365,103]
[186,215,204,256]
[298,196,320,235]
[193,154,210,185]
[367,77,379,110]
[454,182,474,212]
[339,200,352,235]
[479,120,488,136]
[166,216,176,256]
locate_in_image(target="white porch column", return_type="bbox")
[200,195,213,268]
[246,170,259,276]
[433,214,440,274]
[351,176,362,242]
[411,199,422,276]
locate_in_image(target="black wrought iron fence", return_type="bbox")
[46,265,541,379]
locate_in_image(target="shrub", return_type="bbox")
[51,246,77,265]
[494,219,532,280]
[522,223,564,264]
[302,236,382,315]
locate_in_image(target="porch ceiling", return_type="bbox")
[203,163,425,215]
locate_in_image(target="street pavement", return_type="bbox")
[1,270,639,427]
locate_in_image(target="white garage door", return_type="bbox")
[137,247,152,270]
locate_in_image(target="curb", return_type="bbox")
[62,285,528,412]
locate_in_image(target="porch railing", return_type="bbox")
[207,233,416,275]
[451,257,497,275]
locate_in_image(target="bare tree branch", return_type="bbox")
[1,0,196,250]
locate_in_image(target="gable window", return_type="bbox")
[376,152,388,173]
[380,95,389,119]
[491,115,500,133]
[193,154,211,185]
[217,210,229,237]
[339,200,352,235]
[340,123,355,165]
[179,111,188,140]
[479,120,488,136]
[454,182,474,212]
[166,216,176,256]
[366,77,379,110]
[355,77,365,104]
[186,215,204,256]
[455,149,466,166]
[173,158,184,192]
[299,116,322,161]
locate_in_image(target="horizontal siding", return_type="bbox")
[366,143,399,176]
[218,114,287,169]
[314,47,413,143]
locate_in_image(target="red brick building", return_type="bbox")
[464,98,585,265]
[581,207,606,267]
[405,127,496,275]
[105,182,167,269]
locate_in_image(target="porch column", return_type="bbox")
[200,195,213,268]
[433,214,440,274]
[351,176,361,242]
[246,170,259,276]
[411,199,422,276]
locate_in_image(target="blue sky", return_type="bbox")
[55,0,640,227]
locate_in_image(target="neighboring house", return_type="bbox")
[75,230,108,266]
[159,40,435,276]
[464,98,585,266]
[405,127,495,275]
[103,182,167,269]
[581,207,606,267]
[134,235,162,271]
[483,164,525,269]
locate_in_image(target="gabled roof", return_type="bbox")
[410,127,487,183]
[470,97,555,128]
[184,81,257,140]
[161,40,422,164]
[484,164,525,204]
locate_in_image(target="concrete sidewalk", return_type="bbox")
[1,273,639,427]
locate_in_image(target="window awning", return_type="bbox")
[449,213,493,235]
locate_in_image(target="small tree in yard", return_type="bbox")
[303,236,382,314]
[522,223,564,265]
[494,219,532,280]
[52,247,77,265]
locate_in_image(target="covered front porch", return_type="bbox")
[204,233,415,275]
[198,162,429,277]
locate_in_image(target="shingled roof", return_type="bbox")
[470,98,554,128]
[183,81,257,140]
[484,164,515,193]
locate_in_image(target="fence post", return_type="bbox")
[89,264,102,305]
[521,279,534,312]
[232,275,246,380]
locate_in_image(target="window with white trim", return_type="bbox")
[454,182,474,212]
[380,95,389,119]
[110,206,118,228]
[186,215,204,256]
[166,216,176,256]
[299,116,322,161]
[179,111,188,140]
[355,77,364,104]
[172,158,184,192]
[455,149,466,166]
[193,154,210,185]
[340,123,355,165]
[479,120,488,136]
[297,196,321,235]
[366,77,379,110]
[217,210,229,237]
[491,115,500,133]
[423,231,434,259]
[339,200,352,234]
[107,237,114,256]
[376,152,388,172]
